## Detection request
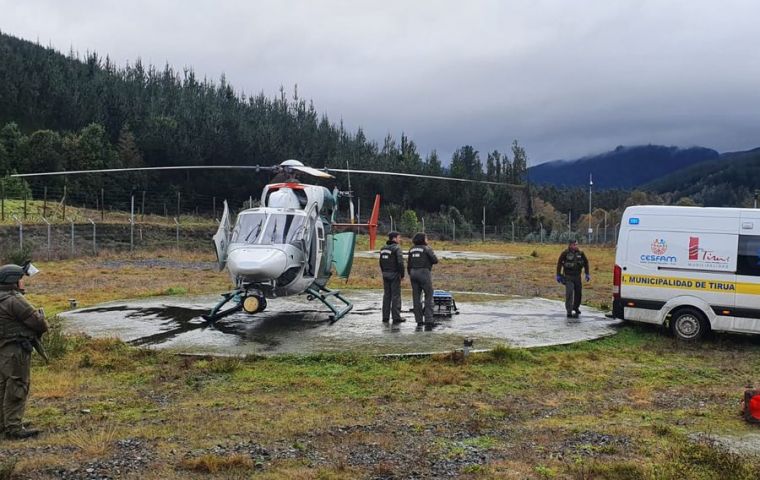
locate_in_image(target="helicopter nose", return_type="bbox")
[227,247,289,281]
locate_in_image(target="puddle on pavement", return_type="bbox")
[63,291,622,356]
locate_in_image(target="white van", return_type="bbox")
[613,205,760,340]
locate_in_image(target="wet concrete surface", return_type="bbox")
[60,291,621,356]
[354,250,516,261]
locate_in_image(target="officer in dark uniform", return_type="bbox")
[0,263,48,440]
[407,232,439,326]
[556,240,590,318]
[379,232,405,323]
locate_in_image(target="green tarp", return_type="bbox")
[332,232,356,279]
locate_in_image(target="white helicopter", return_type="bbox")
[207,160,381,322]
[12,159,518,323]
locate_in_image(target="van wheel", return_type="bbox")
[670,308,708,341]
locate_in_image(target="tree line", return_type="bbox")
[0,31,529,228]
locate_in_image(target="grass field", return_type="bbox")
[0,199,216,226]
[2,241,760,479]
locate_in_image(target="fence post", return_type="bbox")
[12,215,22,250]
[482,206,486,242]
[174,217,180,250]
[42,217,51,260]
[89,218,96,255]
[130,194,135,252]
[539,222,544,243]
[389,215,393,232]
[614,223,620,245]
[511,221,515,242]
[70,219,75,257]
[421,217,425,233]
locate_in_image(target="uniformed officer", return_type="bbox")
[0,263,48,440]
[556,240,590,318]
[407,232,439,326]
[379,232,406,323]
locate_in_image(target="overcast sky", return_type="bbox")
[2,0,759,165]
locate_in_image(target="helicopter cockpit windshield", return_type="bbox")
[231,212,307,246]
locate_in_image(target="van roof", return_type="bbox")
[624,205,759,216]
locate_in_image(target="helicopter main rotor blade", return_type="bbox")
[327,168,524,188]
[10,165,276,178]
[289,165,334,179]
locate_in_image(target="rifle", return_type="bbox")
[31,336,49,364]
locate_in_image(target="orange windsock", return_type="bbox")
[368,194,381,250]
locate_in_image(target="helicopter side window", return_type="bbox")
[231,213,267,244]
[285,214,306,245]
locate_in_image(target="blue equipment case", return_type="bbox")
[432,290,459,317]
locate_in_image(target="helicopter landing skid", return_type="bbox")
[202,290,244,323]
[305,285,353,322]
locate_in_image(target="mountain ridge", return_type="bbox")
[527,144,721,188]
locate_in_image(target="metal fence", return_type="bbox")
[0,217,619,262]
[0,185,621,260]
[382,217,620,245]
[0,219,214,260]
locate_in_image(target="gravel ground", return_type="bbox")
[178,422,496,479]
[690,432,760,456]
[0,438,154,480]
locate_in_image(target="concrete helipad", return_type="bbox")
[60,290,621,356]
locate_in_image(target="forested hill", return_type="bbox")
[527,145,720,188]
[643,147,760,207]
[0,31,525,224]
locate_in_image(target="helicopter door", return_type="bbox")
[213,200,231,270]
[332,232,356,279]
[312,223,324,277]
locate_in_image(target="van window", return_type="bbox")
[737,235,760,276]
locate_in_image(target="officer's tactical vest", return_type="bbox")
[379,244,400,272]
[0,292,36,341]
[563,250,584,275]
[408,246,432,269]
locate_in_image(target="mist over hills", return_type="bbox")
[527,145,721,189]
